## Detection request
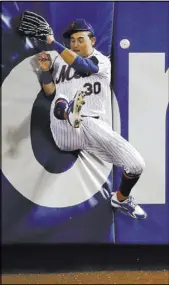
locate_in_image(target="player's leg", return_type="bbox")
[50,93,86,151]
[66,90,86,128]
[82,118,147,219]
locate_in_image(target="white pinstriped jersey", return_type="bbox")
[49,49,145,174]
[51,48,111,117]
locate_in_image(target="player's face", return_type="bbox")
[70,31,96,57]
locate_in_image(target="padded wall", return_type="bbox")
[1,1,168,245]
[113,1,169,244]
[1,1,115,244]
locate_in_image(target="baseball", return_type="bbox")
[120,39,130,49]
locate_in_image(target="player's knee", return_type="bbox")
[129,156,145,175]
[53,98,68,120]
[134,156,145,175]
[138,157,145,174]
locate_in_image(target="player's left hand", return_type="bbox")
[36,51,52,71]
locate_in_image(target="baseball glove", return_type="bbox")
[18,10,53,42]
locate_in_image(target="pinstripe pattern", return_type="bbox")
[50,97,85,151]
[52,49,111,117]
[50,48,145,175]
[82,118,145,175]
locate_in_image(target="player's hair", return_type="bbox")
[88,32,94,39]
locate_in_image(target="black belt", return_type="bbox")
[81,115,99,119]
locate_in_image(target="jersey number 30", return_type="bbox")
[83,82,101,95]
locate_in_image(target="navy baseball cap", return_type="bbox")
[63,19,95,38]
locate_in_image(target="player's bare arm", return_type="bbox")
[37,52,56,96]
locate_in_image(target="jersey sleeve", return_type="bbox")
[89,53,111,78]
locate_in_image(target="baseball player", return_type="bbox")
[18,12,147,219]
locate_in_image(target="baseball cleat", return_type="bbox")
[67,90,86,128]
[111,192,147,219]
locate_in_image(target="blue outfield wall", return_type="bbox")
[1,1,115,244]
[1,1,169,245]
[113,1,169,244]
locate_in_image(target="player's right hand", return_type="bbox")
[36,51,52,71]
